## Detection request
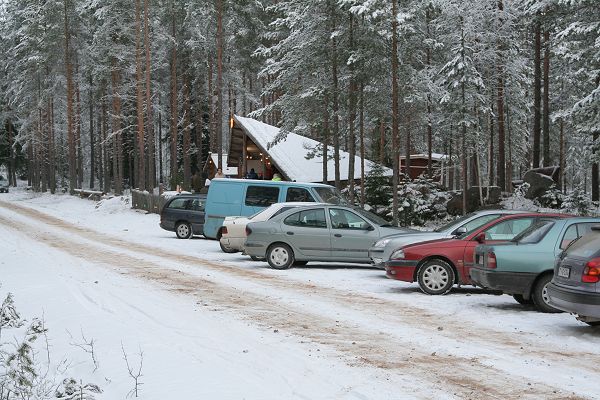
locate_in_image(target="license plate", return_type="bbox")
[558,266,570,278]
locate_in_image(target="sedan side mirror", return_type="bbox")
[474,232,487,243]
[363,223,375,231]
[452,226,467,236]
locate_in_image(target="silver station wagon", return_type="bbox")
[244,204,414,269]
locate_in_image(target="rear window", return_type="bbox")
[314,187,348,205]
[245,186,280,207]
[284,208,327,228]
[565,231,600,258]
[168,198,189,209]
[513,220,555,244]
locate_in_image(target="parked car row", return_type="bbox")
[158,179,600,327]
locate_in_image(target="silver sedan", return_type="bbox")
[244,204,414,269]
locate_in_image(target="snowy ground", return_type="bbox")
[1,188,599,399]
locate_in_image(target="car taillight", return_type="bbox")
[245,226,252,236]
[583,258,600,283]
[221,226,228,235]
[487,252,497,269]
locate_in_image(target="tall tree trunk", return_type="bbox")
[144,0,156,190]
[183,74,191,190]
[559,118,565,191]
[506,103,513,191]
[111,59,123,195]
[170,2,178,188]
[135,0,146,191]
[195,81,204,174]
[391,0,400,224]
[208,58,215,152]
[542,28,551,167]
[63,0,76,194]
[533,21,542,168]
[426,7,433,177]
[593,132,599,201]
[89,75,95,189]
[347,14,356,203]
[75,62,83,189]
[405,107,411,179]
[48,96,56,193]
[322,94,329,184]
[329,0,341,189]
[496,0,506,191]
[488,107,495,186]
[158,96,164,184]
[379,119,385,164]
[460,17,468,215]
[359,83,365,207]
[216,0,224,170]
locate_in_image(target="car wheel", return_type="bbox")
[512,294,534,305]
[417,259,455,295]
[532,274,562,313]
[219,240,238,253]
[293,261,308,266]
[267,243,294,270]
[250,256,264,261]
[175,222,192,239]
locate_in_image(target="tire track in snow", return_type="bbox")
[0,201,593,399]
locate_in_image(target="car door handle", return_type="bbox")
[286,231,294,235]
[334,234,342,238]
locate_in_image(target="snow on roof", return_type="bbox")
[207,153,238,176]
[399,153,448,161]
[233,115,392,182]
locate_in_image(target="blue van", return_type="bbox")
[203,178,349,239]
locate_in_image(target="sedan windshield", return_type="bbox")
[354,208,390,226]
[512,220,555,244]
[434,213,476,233]
[314,187,349,205]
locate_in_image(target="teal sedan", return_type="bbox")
[471,217,600,313]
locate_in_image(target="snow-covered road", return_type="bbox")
[1,191,599,399]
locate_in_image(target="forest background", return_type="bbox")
[0,0,598,224]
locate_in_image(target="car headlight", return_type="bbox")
[374,238,392,247]
[390,249,405,259]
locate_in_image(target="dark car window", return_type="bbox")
[565,230,600,258]
[286,187,315,202]
[329,209,370,230]
[483,218,535,241]
[168,198,189,210]
[284,208,327,228]
[190,199,204,211]
[270,206,294,219]
[513,220,555,244]
[245,186,280,207]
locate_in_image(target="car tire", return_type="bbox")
[293,261,308,266]
[532,274,562,313]
[250,256,264,261]
[417,259,455,295]
[175,222,192,239]
[219,240,238,253]
[267,243,294,270]
[512,294,534,305]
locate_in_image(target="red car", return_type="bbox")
[385,213,570,295]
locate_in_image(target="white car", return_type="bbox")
[219,202,323,256]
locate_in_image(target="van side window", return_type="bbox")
[286,187,315,202]
[284,209,327,228]
[245,186,280,207]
